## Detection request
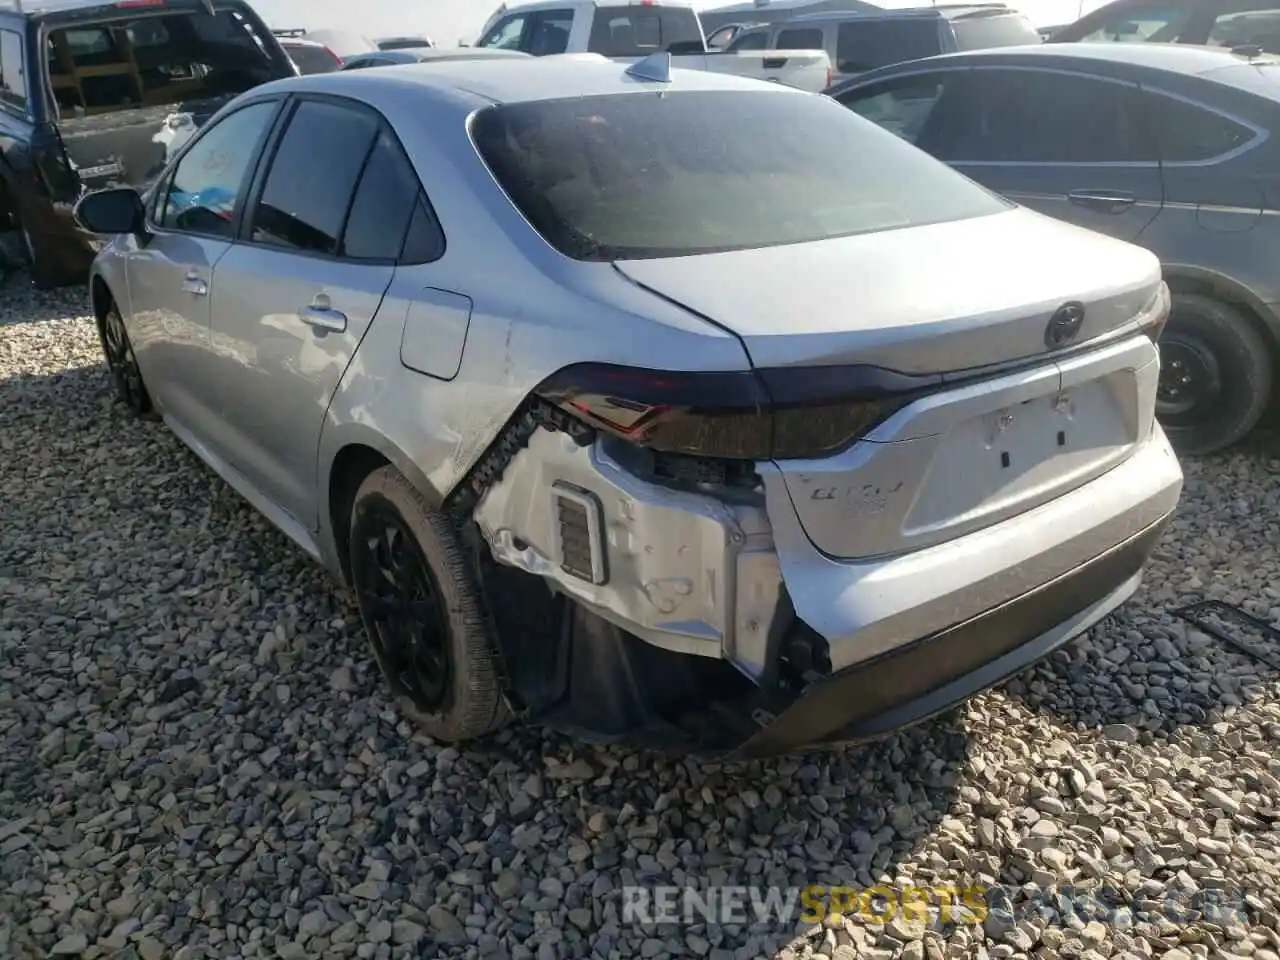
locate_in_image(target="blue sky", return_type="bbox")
[246,0,1110,44]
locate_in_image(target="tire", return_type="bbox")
[348,465,509,742]
[1157,293,1272,456]
[97,300,157,419]
[12,205,62,290]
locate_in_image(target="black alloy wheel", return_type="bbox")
[100,306,153,416]
[350,497,452,711]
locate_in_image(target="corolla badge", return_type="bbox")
[1045,302,1086,349]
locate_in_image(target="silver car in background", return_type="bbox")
[74,55,1182,757]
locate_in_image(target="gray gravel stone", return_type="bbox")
[3,287,1280,960]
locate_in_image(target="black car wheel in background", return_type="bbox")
[826,44,1280,454]
[1157,293,1272,454]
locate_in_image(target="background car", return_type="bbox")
[0,0,297,289]
[74,57,1179,756]
[827,42,1280,454]
[724,5,1044,84]
[278,37,344,74]
[375,35,435,50]
[1049,0,1280,50]
[339,48,534,70]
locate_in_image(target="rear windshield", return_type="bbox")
[471,90,1008,261]
[951,13,1043,50]
[286,42,339,74]
[836,19,942,72]
[47,8,283,117]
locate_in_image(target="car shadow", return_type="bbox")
[0,357,968,956]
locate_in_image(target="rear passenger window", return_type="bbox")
[836,20,942,73]
[926,69,1149,163]
[728,30,768,51]
[251,99,377,254]
[0,30,26,112]
[777,28,825,50]
[1148,93,1255,161]
[400,196,446,264]
[341,130,422,260]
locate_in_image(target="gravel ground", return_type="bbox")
[2,276,1280,960]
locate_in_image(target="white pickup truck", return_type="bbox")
[476,0,833,92]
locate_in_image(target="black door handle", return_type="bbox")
[1068,190,1136,214]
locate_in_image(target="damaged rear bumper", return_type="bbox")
[731,512,1168,758]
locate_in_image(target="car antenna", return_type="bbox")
[625,51,673,83]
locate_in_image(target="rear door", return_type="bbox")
[206,95,430,527]
[916,66,1164,242]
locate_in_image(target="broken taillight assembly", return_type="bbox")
[534,362,928,461]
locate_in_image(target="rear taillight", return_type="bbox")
[534,362,928,461]
[826,65,833,88]
[1138,282,1171,346]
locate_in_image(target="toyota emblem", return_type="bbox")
[1045,302,1086,349]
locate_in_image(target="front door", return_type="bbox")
[207,96,424,527]
[124,98,280,444]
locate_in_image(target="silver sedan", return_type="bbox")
[75,54,1182,757]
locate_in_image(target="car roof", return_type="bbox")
[834,41,1280,102]
[787,3,1021,23]
[920,40,1280,77]
[265,54,806,107]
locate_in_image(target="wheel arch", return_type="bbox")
[321,428,446,589]
[1161,263,1280,356]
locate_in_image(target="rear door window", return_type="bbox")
[924,69,1150,163]
[950,13,1044,49]
[776,27,825,49]
[727,30,769,51]
[0,29,26,113]
[249,99,378,255]
[47,8,282,117]
[1147,92,1257,161]
[836,19,942,73]
[342,129,434,261]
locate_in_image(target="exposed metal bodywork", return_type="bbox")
[85,58,1183,754]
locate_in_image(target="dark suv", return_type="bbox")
[0,0,296,288]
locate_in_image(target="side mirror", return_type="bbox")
[74,187,147,236]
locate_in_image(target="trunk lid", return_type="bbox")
[616,206,1166,561]
[614,207,1161,375]
[57,96,231,193]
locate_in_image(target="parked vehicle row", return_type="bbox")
[826,42,1280,455]
[474,1,834,90]
[72,52,1183,757]
[721,4,1043,85]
